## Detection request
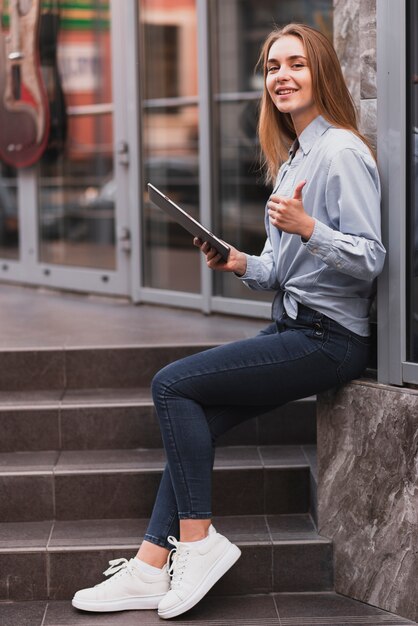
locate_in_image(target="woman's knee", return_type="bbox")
[151,365,171,404]
[151,359,186,405]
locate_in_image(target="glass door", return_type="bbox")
[0,0,134,295]
[138,0,202,305]
[209,0,333,314]
[0,165,18,263]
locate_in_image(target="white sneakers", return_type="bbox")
[72,557,170,612]
[158,525,241,620]
[71,526,241,619]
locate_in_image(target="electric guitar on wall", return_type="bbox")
[0,0,50,168]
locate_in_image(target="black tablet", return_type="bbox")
[148,183,230,261]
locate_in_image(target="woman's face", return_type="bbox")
[266,35,319,133]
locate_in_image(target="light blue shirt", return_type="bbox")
[240,115,386,336]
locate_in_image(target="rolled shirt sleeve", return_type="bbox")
[303,148,386,282]
[240,237,280,291]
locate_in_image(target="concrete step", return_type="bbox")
[0,344,221,392]
[0,446,313,522]
[0,389,316,452]
[0,514,333,601]
[2,593,415,626]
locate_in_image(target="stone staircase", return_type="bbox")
[0,342,329,605]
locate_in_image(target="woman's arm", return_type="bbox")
[303,148,386,282]
[194,235,280,291]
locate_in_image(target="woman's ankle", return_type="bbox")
[136,540,169,569]
[180,518,211,542]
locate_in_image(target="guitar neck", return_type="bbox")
[9,0,23,61]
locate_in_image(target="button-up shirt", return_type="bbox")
[240,115,386,336]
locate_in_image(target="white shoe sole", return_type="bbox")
[158,542,241,620]
[72,593,167,612]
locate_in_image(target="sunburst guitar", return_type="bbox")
[0,0,50,167]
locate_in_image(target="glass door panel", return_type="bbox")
[210,0,332,302]
[139,0,200,294]
[0,165,19,260]
[38,0,116,271]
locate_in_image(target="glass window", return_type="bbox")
[407,0,418,362]
[0,165,19,260]
[0,2,20,261]
[38,0,116,270]
[210,0,332,301]
[140,0,200,293]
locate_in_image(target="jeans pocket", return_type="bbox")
[336,335,370,383]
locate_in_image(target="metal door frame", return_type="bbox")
[377,0,418,384]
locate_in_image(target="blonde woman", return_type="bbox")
[72,23,385,620]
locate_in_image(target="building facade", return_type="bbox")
[0,0,416,386]
[0,0,417,620]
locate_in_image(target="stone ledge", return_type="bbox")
[317,381,418,623]
[351,378,418,396]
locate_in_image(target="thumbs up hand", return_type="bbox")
[267,180,315,241]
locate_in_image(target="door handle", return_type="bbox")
[117,226,131,252]
[116,140,129,166]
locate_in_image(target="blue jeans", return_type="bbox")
[144,304,370,549]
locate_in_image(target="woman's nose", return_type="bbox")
[276,66,290,80]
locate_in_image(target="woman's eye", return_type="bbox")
[292,63,305,69]
[267,66,279,72]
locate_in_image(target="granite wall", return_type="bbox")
[323,4,418,622]
[333,0,377,148]
[317,380,418,622]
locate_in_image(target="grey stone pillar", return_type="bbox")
[333,0,377,148]
[317,381,418,622]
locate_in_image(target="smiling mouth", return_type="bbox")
[276,89,298,96]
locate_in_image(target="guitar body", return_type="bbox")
[0,0,50,168]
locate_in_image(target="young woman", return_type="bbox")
[72,23,385,620]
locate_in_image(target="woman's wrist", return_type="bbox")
[300,216,315,242]
[233,252,247,277]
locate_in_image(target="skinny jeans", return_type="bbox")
[144,304,370,549]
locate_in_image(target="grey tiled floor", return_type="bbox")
[0,594,416,626]
[0,284,264,349]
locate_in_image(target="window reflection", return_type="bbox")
[38,0,115,270]
[140,0,200,293]
[0,165,19,260]
[211,0,332,301]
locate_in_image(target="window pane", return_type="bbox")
[408,0,418,361]
[38,1,115,270]
[0,165,19,260]
[140,0,200,293]
[211,0,332,301]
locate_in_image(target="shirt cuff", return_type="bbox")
[303,218,335,261]
[237,254,258,281]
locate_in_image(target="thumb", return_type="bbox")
[293,180,307,201]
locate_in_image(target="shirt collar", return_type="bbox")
[297,115,333,155]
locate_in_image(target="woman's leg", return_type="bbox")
[150,308,369,530]
[73,308,370,615]
[152,308,370,619]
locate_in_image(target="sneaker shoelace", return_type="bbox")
[99,558,134,586]
[166,536,191,590]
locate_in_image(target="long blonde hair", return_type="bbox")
[257,23,374,184]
